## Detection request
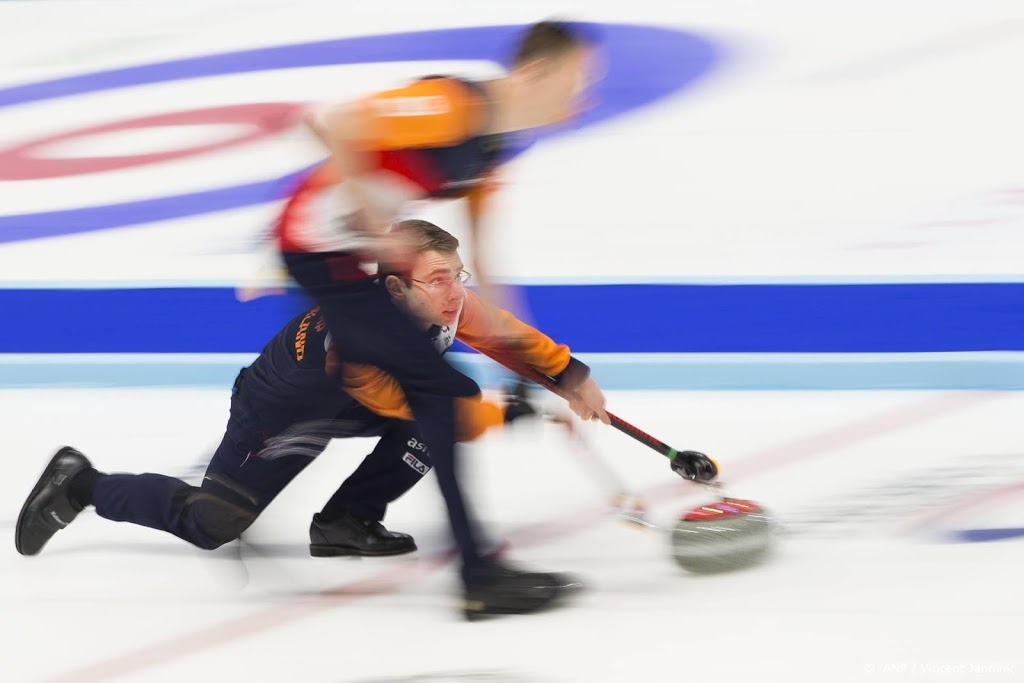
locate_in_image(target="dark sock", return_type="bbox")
[69,467,102,508]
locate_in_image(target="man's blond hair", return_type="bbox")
[377,219,459,280]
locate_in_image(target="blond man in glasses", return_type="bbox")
[270,21,604,618]
[18,219,609,620]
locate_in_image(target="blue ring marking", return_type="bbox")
[0,169,312,242]
[950,528,1024,542]
[0,24,721,243]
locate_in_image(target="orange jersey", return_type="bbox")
[304,76,502,195]
[277,76,505,254]
[338,290,571,442]
[351,77,489,151]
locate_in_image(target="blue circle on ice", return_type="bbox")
[0,23,722,242]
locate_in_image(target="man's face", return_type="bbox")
[521,46,596,125]
[387,249,467,328]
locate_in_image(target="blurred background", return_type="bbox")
[2,1,1024,681]
[2,0,1022,389]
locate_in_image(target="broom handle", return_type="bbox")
[477,349,682,463]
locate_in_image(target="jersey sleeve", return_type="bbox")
[455,290,572,378]
[340,362,412,421]
[349,78,487,151]
[340,362,504,442]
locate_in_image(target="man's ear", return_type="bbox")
[383,274,405,298]
[515,57,549,84]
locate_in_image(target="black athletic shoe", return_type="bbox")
[309,511,417,557]
[15,447,92,556]
[461,559,584,621]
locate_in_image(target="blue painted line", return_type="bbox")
[0,360,252,389]
[7,273,1024,288]
[4,355,1024,390]
[516,282,1024,353]
[3,283,1024,354]
[0,287,311,353]
[457,355,1024,391]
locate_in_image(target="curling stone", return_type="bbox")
[670,499,776,573]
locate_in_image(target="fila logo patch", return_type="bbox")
[402,452,430,476]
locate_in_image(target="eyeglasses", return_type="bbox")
[405,270,472,292]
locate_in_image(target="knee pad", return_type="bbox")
[180,491,258,550]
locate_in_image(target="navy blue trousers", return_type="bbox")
[92,383,432,550]
[282,251,487,574]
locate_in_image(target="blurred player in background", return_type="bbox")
[17,219,618,619]
[273,20,606,616]
[286,20,600,312]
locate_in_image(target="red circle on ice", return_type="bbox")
[0,102,303,180]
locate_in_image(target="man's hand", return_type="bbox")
[567,376,610,425]
[502,379,539,425]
